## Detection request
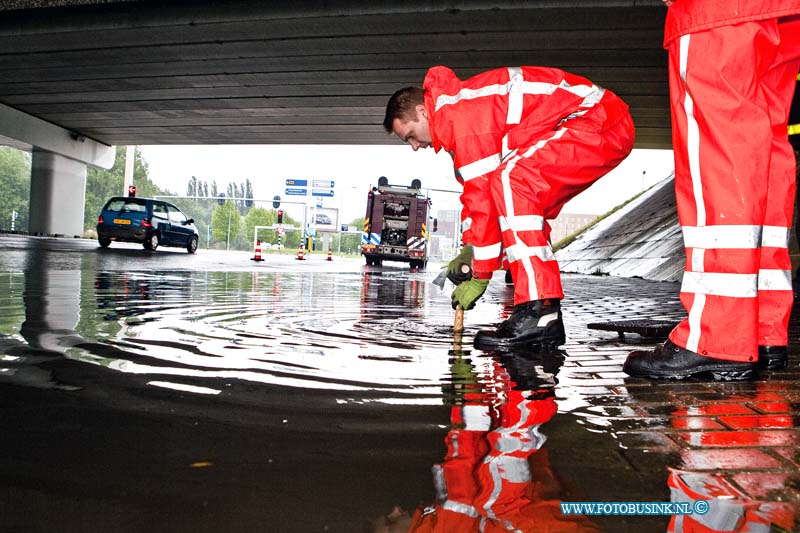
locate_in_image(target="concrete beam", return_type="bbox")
[0,103,114,168]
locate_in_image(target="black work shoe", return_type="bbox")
[474,299,566,351]
[623,340,756,381]
[758,345,788,371]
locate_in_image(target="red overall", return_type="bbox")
[408,356,599,533]
[664,1,800,361]
[423,66,635,305]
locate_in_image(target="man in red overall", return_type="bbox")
[625,1,800,380]
[384,66,634,350]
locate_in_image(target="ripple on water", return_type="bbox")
[68,271,472,400]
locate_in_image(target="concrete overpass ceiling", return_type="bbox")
[0,1,670,148]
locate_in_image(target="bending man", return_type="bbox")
[384,66,635,350]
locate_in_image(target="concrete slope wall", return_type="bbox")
[555,174,685,282]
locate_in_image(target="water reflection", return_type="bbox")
[666,384,797,532]
[0,250,84,390]
[0,267,461,399]
[373,351,599,532]
[667,468,793,533]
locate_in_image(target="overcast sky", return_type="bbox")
[139,145,675,225]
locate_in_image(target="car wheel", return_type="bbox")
[98,237,111,248]
[145,232,159,251]
[187,235,198,254]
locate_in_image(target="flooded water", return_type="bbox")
[1,236,797,533]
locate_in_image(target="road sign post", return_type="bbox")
[276,223,285,249]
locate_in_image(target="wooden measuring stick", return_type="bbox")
[454,304,464,333]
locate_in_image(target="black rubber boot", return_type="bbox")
[758,345,788,370]
[474,299,565,351]
[624,340,756,381]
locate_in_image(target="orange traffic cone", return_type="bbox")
[296,242,305,260]
[326,246,332,261]
[251,239,264,262]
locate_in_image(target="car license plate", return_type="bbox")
[113,218,131,225]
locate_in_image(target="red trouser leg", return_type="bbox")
[667,19,800,362]
[759,16,800,347]
[489,112,635,305]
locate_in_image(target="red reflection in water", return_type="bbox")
[668,386,796,532]
[404,356,599,532]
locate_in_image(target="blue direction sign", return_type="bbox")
[285,187,308,196]
[311,188,334,197]
[312,180,335,188]
[286,179,308,186]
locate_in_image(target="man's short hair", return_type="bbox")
[383,87,425,133]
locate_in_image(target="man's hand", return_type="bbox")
[451,278,490,310]
[447,245,473,285]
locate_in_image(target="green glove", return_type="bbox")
[451,278,490,310]
[447,245,473,285]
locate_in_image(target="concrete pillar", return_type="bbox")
[29,150,87,237]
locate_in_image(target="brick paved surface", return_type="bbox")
[554,274,800,531]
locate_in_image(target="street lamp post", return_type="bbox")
[226,206,232,251]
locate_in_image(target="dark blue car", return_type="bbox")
[96,197,199,253]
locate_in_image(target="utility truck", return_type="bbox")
[361,177,432,269]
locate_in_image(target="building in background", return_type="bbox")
[428,208,460,260]
[548,213,599,244]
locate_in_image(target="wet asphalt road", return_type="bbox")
[1,234,797,533]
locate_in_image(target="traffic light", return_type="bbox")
[277,209,284,224]
[127,185,136,197]
[272,195,281,209]
[217,193,226,206]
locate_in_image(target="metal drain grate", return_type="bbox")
[587,320,678,339]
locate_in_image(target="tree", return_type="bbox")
[339,216,364,254]
[226,182,238,205]
[187,175,199,197]
[244,179,254,208]
[243,207,273,245]
[210,200,243,249]
[0,147,31,231]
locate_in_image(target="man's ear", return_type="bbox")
[416,104,427,120]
